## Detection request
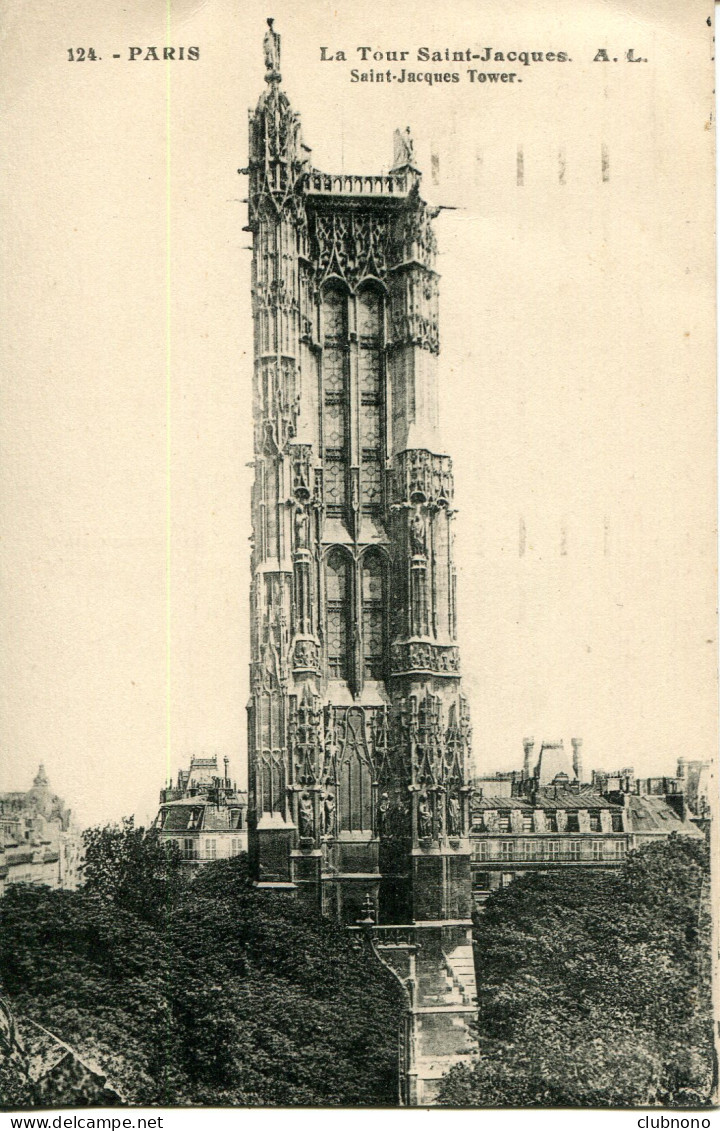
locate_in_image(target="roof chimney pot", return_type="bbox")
[523,737,535,778]
[571,737,584,782]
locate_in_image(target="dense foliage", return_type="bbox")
[3,825,714,1109]
[82,818,187,926]
[439,836,715,1107]
[0,824,401,1106]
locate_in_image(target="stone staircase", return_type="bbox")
[443,943,476,1006]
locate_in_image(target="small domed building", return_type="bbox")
[0,765,83,895]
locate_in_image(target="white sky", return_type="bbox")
[0,0,715,829]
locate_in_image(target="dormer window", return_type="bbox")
[566,812,580,832]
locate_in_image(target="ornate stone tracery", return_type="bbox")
[313,210,391,288]
[394,449,453,507]
[390,641,460,676]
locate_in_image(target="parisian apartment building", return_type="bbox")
[470,739,710,905]
[156,754,248,866]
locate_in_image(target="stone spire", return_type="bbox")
[246,21,308,223]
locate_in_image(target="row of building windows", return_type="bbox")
[175,838,238,861]
[471,838,627,862]
[473,810,623,833]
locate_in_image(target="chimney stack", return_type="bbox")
[523,738,535,778]
[571,737,584,782]
[224,756,230,785]
[677,756,685,780]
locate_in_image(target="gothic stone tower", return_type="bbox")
[244,22,477,1104]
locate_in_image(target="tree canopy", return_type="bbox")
[0,824,401,1107]
[438,835,715,1107]
[82,818,187,926]
[2,825,714,1109]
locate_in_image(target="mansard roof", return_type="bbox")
[161,792,247,806]
[623,794,703,836]
[203,805,245,832]
[472,795,531,810]
[161,806,202,833]
[533,787,619,810]
[471,788,621,811]
[160,799,246,834]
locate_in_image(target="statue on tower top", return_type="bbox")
[391,126,417,171]
[263,17,281,82]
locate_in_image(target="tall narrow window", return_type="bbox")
[340,748,372,833]
[326,550,350,680]
[358,288,384,513]
[362,551,384,680]
[258,661,285,816]
[339,709,373,833]
[322,287,348,517]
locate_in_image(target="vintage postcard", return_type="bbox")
[0,0,716,1115]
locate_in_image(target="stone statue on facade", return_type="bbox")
[410,510,426,556]
[447,794,461,838]
[321,790,336,837]
[418,794,432,839]
[294,504,310,551]
[298,791,314,838]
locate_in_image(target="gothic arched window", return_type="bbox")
[322,286,348,517]
[358,287,385,514]
[326,549,351,681]
[361,551,385,680]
